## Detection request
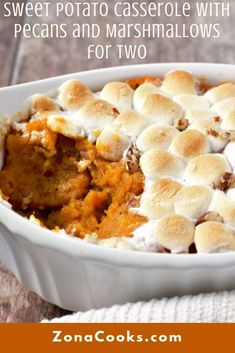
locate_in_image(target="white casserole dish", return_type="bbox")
[1,63,235,312]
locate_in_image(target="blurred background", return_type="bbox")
[0,0,235,321]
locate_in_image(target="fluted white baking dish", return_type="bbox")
[1,63,235,312]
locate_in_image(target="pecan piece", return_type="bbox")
[196,211,224,226]
[158,247,171,254]
[214,172,235,191]
[125,144,141,174]
[112,107,120,115]
[219,130,235,141]
[214,116,221,123]
[174,118,189,131]
[207,128,219,137]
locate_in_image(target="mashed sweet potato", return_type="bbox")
[0,125,146,238]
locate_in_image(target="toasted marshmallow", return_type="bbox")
[195,222,235,253]
[207,132,228,152]
[136,124,179,153]
[227,187,235,201]
[173,94,210,111]
[151,215,195,253]
[170,129,210,161]
[188,116,220,133]
[184,154,231,186]
[98,237,133,250]
[188,118,227,152]
[113,110,148,138]
[58,80,93,111]
[224,141,235,168]
[96,127,129,162]
[133,82,160,112]
[205,83,235,104]
[140,94,183,125]
[161,70,197,96]
[12,95,59,122]
[139,178,183,219]
[30,94,59,116]
[174,185,213,219]
[78,98,119,135]
[185,109,219,124]
[140,149,185,180]
[209,190,235,226]
[100,82,134,112]
[221,111,235,130]
[212,97,235,118]
[131,221,162,252]
[47,114,84,139]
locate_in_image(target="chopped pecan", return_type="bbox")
[207,128,219,137]
[189,243,197,254]
[158,247,171,254]
[219,130,235,141]
[215,172,235,191]
[214,116,221,123]
[125,144,141,174]
[112,107,120,115]
[196,211,224,226]
[174,118,189,131]
[197,80,213,95]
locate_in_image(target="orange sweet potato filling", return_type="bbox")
[126,76,162,90]
[0,126,146,238]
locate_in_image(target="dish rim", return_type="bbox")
[1,62,235,267]
[0,61,235,92]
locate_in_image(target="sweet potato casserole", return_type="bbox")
[1,70,235,254]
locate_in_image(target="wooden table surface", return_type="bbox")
[0,0,235,322]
